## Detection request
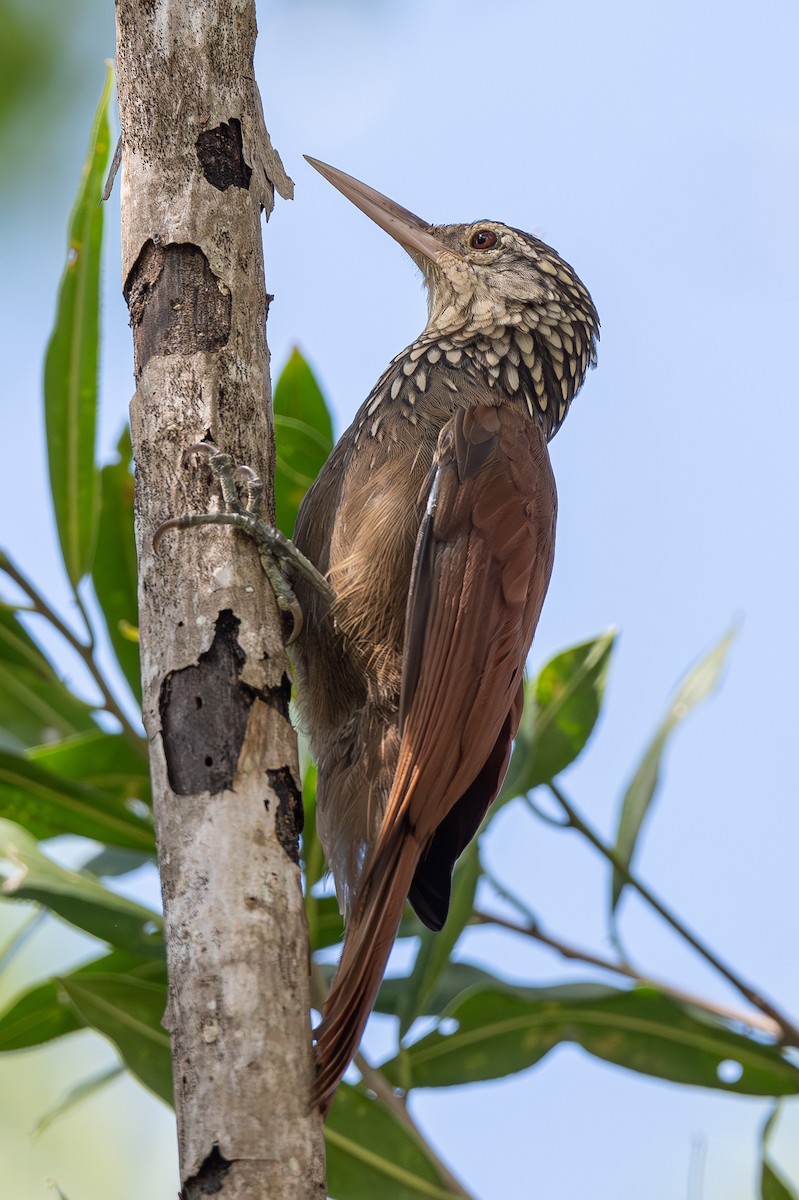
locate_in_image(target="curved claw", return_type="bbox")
[283,594,304,646]
[231,464,260,486]
[153,514,189,552]
[182,440,219,465]
[154,445,328,647]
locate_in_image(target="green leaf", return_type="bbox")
[382,983,799,1097]
[0,948,165,1052]
[0,604,98,750]
[92,428,141,700]
[0,908,46,973]
[376,961,502,1019]
[32,1064,125,1137]
[81,847,154,877]
[611,629,735,914]
[303,760,339,958]
[309,895,423,956]
[43,65,113,585]
[0,819,162,955]
[763,1165,797,1200]
[0,602,61,677]
[760,1105,799,1200]
[0,662,97,752]
[326,1083,457,1200]
[273,348,334,537]
[29,728,149,802]
[499,632,616,807]
[58,973,172,1104]
[301,760,325,888]
[0,747,154,850]
[308,893,344,953]
[0,976,84,1050]
[398,841,481,1036]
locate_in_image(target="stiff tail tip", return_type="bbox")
[311,834,420,1113]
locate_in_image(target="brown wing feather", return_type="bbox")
[408,679,524,930]
[313,401,556,1110]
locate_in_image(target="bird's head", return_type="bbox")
[306,157,599,428]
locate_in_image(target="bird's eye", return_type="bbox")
[470,229,498,249]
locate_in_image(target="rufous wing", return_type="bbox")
[313,401,556,1110]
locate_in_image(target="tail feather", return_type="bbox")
[313,833,420,1112]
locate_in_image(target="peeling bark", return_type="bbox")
[114,1,325,1195]
[125,241,232,379]
[160,609,252,795]
[197,119,253,192]
[267,765,304,863]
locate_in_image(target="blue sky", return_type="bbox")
[1,0,798,1196]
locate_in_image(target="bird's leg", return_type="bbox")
[154,442,333,644]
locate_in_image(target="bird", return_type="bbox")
[289,158,599,1112]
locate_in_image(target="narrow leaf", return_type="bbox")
[301,760,325,887]
[611,629,735,914]
[763,1165,798,1200]
[29,729,149,801]
[308,894,344,953]
[273,348,334,537]
[81,847,154,877]
[58,973,172,1103]
[0,603,61,678]
[0,948,164,1052]
[0,908,46,973]
[32,1064,125,1137]
[0,977,83,1050]
[382,983,799,1097]
[309,895,422,956]
[760,1105,799,1200]
[43,66,113,585]
[376,961,502,1019]
[499,632,616,808]
[0,662,97,752]
[92,427,141,699]
[0,748,154,850]
[0,819,162,955]
[398,841,481,1036]
[326,1083,457,1200]
[0,603,98,750]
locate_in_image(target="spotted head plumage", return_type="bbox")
[414,220,599,438]
[305,157,599,440]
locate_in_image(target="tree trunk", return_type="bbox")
[114,2,326,1195]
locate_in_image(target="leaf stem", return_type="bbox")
[0,551,143,750]
[353,1050,476,1199]
[0,909,48,974]
[544,780,799,1047]
[471,908,781,1039]
[310,961,476,1197]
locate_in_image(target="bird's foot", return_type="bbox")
[154,441,332,644]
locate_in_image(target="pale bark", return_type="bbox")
[114,2,325,1195]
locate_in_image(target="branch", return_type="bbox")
[353,1051,476,1199]
[0,551,143,748]
[542,781,799,1047]
[471,908,782,1039]
[311,960,474,1195]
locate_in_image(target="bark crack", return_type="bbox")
[267,765,303,862]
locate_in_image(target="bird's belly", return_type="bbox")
[327,449,431,700]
